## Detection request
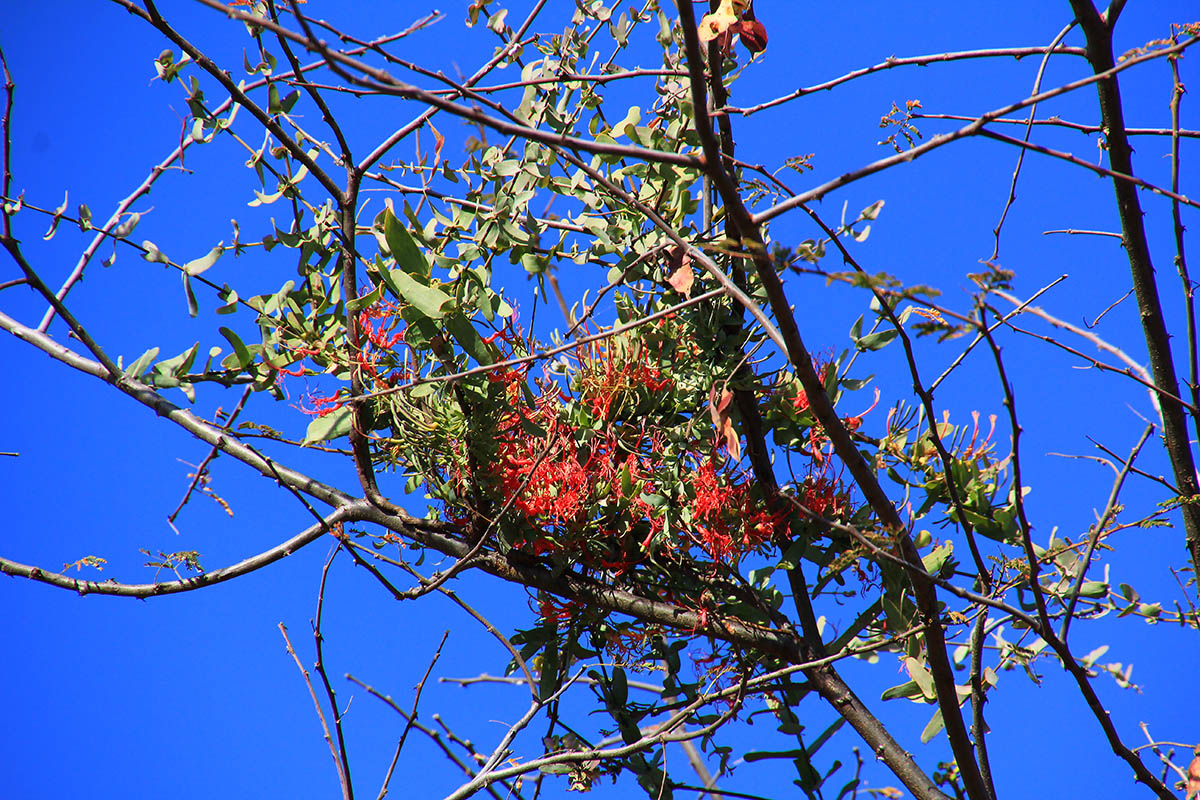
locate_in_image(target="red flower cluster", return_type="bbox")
[355,297,406,384]
[295,296,410,416]
[797,472,849,519]
[790,359,878,460]
[469,326,781,570]
[301,388,348,418]
[573,334,672,421]
[489,396,663,564]
[690,461,779,563]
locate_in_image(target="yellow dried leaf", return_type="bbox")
[667,263,694,298]
[698,4,738,43]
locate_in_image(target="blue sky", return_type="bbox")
[3,1,1199,798]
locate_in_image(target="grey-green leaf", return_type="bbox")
[112,211,141,239]
[880,680,922,701]
[444,312,492,366]
[124,347,160,379]
[920,708,945,743]
[184,244,223,276]
[304,405,354,443]
[182,273,199,318]
[142,240,170,264]
[44,193,69,241]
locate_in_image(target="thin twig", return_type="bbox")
[752,33,1200,226]
[377,631,450,800]
[313,543,354,800]
[0,46,16,241]
[988,21,1075,263]
[1060,424,1155,641]
[976,127,1200,209]
[280,622,353,799]
[725,46,1088,116]
[1168,48,1200,455]
[1068,4,1200,597]
[168,387,253,522]
[913,112,1200,138]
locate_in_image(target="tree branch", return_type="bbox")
[752,33,1200,225]
[1065,0,1200,579]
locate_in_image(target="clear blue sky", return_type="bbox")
[3,1,1198,798]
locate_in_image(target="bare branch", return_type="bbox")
[753,33,1200,225]
[725,45,1088,116]
[1066,1,1200,582]
[280,622,353,799]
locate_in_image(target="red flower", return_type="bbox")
[300,389,346,417]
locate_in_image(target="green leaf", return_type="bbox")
[905,657,936,701]
[248,188,285,207]
[443,312,492,366]
[487,7,509,34]
[388,268,452,319]
[840,376,873,391]
[609,667,628,707]
[856,329,898,352]
[921,543,953,577]
[153,342,200,379]
[112,211,141,239]
[142,240,170,264]
[619,462,634,497]
[379,206,431,278]
[880,680,922,701]
[493,159,520,177]
[184,244,223,276]
[304,405,354,443]
[538,640,560,701]
[777,538,806,571]
[612,105,642,139]
[218,326,253,368]
[43,192,69,241]
[807,716,847,756]
[278,89,299,114]
[216,287,239,315]
[346,284,385,313]
[848,314,863,342]
[1080,645,1109,668]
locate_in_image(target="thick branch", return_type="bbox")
[676,5,965,799]
[1,505,357,596]
[0,309,360,511]
[1067,0,1200,581]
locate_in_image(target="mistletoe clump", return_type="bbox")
[306,280,870,607]
[412,304,794,576]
